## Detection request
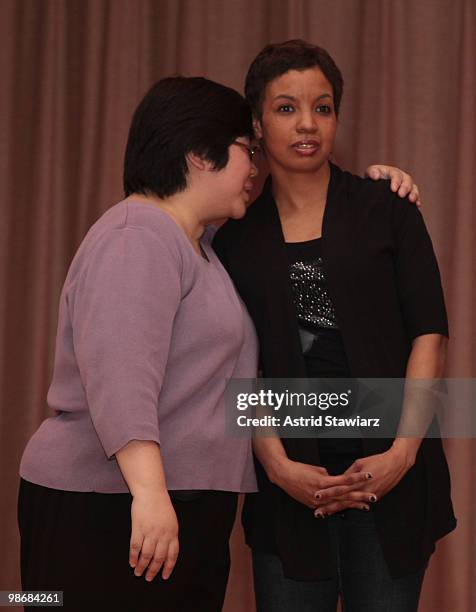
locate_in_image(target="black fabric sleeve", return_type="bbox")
[212,221,231,269]
[392,197,449,339]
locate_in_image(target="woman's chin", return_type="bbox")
[277,155,330,175]
[229,207,247,220]
[227,198,249,219]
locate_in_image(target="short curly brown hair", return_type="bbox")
[245,39,344,119]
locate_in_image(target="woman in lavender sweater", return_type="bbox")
[18,74,417,612]
[18,76,265,612]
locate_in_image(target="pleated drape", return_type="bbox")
[0,1,474,610]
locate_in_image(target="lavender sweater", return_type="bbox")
[20,199,258,493]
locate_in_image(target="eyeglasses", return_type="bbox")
[232,140,260,161]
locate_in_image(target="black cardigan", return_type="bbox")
[213,163,456,580]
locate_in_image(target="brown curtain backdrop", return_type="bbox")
[1,1,474,610]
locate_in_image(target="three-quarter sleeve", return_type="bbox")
[70,226,182,458]
[392,198,449,339]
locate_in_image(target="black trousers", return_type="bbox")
[18,479,238,612]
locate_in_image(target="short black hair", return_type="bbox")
[124,76,253,198]
[245,39,344,118]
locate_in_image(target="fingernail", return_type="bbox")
[315,493,322,500]
[362,504,370,511]
[369,494,377,502]
[315,511,325,519]
[366,472,373,479]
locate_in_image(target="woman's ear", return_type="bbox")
[253,116,263,140]
[187,151,214,171]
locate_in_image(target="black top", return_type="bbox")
[286,237,339,331]
[213,163,456,580]
[286,237,363,472]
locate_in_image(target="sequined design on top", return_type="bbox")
[289,256,339,329]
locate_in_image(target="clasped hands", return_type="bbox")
[270,445,415,519]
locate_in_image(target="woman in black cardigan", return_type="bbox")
[214,40,455,612]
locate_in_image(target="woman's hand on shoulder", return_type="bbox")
[129,489,179,581]
[365,165,421,207]
[270,458,373,510]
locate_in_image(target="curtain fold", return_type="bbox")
[1,1,473,609]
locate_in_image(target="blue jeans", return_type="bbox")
[252,509,425,612]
